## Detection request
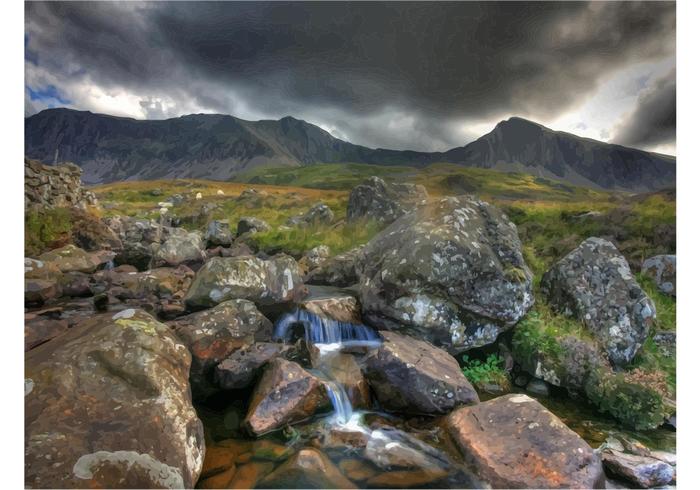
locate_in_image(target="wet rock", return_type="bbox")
[301,289,363,324]
[445,393,604,488]
[357,196,533,353]
[338,459,378,482]
[311,349,371,409]
[184,254,304,309]
[58,271,92,297]
[287,203,335,227]
[215,342,294,390]
[258,448,356,489]
[306,247,363,287]
[152,230,205,268]
[25,278,61,304]
[229,462,275,488]
[25,316,69,351]
[200,445,237,479]
[171,299,273,397]
[25,309,205,488]
[600,449,674,488]
[205,220,233,247]
[244,358,330,436]
[364,428,451,470]
[347,176,428,225]
[237,216,271,236]
[525,378,550,397]
[362,331,479,415]
[365,468,449,488]
[541,237,656,366]
[38,244,100,273]
[641,254,676,296]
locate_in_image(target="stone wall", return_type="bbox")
[25,158,98,209]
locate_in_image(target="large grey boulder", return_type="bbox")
[184,254,304,309]
[106,216,172,270]
[305,247,363,287]
[356,196,533,352]
[205,220,232,247]
[541,237,656,366]
[237,216,271,237]
[152,230,205,268]
[347,176,428,225]
[642,254,676,296]
[25,309,204,488]
[362,331,479,415]
[287,203,334,227]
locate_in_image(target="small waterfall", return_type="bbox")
[324,380,354,425]
[103,259,115,271]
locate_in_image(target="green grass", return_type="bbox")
[637,273,676,332]
[461,354,510,389]
[25,207,73,256]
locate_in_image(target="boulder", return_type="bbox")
[215,342,294,390]
[600,449,674,488]
[38,244,99,274]
[25,278,61,304]
[287,203,334,227]
[306,247,362,287]
[171,299,273,397]
[347,176,428,225]
[105,216,168,270]
[642,254,676,296]
[310,350,371,409]
[243,358,330,436]
[258,448,355,489]
[364,428,451,471]
[237,217,271,236]
[152,230,205,268]
[301,288,363,324]
[58,271,93,297]
[357,196,533,353]
[24,309,204,488]
[445,394,604,488]
[541,237,656,366]
[362,331,478,415]
[184,254,304,309]
[205,220,233,247]
[25,316,69,351]
[299,245,331,274]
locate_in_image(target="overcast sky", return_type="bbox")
[25,1,676,155]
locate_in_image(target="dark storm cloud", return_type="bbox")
[613,69,676,150]
[25,1,676,151]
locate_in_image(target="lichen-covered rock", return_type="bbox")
[38,244,100,274]
[152,230,205,268]
[600,448,674,488]
[287,203,334,227]
[298,245,331,274]
[444,394,604,488]
[301,287,363,324]
[306,247,362,287]
[24,309,205,488]
[170,299,273,397]
[106,216,169,270]
[215,342,294,390]
[541,237,656,366]
[237,216,271,236]
[347,176,428,225]
[184,254,304,309]
[244,358,330,436]
[357,196,533,352]
[362,331,478,415]
[205,220,233,247]
[642,254,676,296]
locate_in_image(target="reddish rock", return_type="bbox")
[24,317,69,351]
[258,448,356,489]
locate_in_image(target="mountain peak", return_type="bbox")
[495,116,549,133]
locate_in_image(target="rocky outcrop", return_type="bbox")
[184,254,304,309]
[244,358,330,436]
[287,203,334,227]
[541,237,656,366]
[642,254,676,296]
[24,309,204,488]
[170,299,273,397]
[444,394,604,488]
[357,196,533,352]
[362,331,479,415]
[347,176,428,225]
[24,158,98,210]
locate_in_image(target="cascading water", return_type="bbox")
[273,307,381,425]
[103,259,115,271]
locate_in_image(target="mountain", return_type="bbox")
[25,108,675,190]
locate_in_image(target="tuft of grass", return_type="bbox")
[637,273,676,332]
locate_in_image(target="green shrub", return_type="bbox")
[461,354,509,388]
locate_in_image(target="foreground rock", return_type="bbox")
[600,449,674,488]
[541,237,655,366]
[170,299,273,397]
[363,331,478,415]
[25,309,204,488]
[244,358,330,436]
[38,244,102,274]
[215,342,294,390]
[642,254,676,296]
[347,176,428,225]
[184,255,304,309]
[357,196,533,352]
[258,448,355,489]
[445,394,604,488]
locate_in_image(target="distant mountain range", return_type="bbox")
[25,108,675,191]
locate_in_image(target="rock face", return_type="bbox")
[363,331,478,415]
[357,196,533,352]
[24,158,98,209]
[600,449,674,488]
[445,394,604,489]
[244,358,330,436]
[642,254,676,296]
[152,230,205,267]
[287,203,334,227]
[205,220,233,247]
[25,309,204,488]
[306,247,362,287]
[185,255,304,309]
[347,176,428,225]
[171,299,273,397]
[541,237,656,366]
[237,217,271,236]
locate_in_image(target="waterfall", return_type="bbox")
[324,380,354,425]
[103,259,115,271]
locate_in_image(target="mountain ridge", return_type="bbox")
[25,108,675,191]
